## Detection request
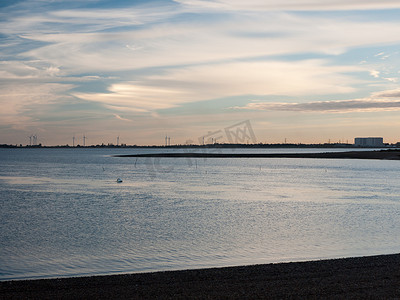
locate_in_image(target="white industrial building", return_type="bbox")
[354,137,384,147]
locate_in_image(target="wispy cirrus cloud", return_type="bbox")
[0,60,61,79]
[113,114,132,122]
[0,82,76,129]
[74,82,186,112]
[1,0,399,77]
[73,59,362,112]
[1,2,180,35]
[175,0,400,11]
[13,13,400,74]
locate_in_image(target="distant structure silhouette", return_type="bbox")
[165,135,171,146]
[29,134,37,146]
[354,137,384,147]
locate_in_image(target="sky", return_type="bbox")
[1,0,400,146]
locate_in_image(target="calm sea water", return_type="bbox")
[1,147,400,281]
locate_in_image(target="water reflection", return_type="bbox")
[0,148,400,280]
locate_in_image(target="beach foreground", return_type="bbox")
[1,254,399,299]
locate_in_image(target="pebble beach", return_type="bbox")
[1,253,399,299]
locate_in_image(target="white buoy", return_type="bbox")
[117,178,123,183]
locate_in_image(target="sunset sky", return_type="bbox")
[1,0,400,146]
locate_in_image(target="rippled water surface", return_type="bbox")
[1,148,400,280]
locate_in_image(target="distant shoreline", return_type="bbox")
[0,143,397,149]
[1,253,399,298]
[115,149,400,160]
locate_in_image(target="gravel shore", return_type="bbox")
[1,253,399,299]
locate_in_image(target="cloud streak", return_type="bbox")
[175,0,400,11]
[74,59,362,112]
[3,3,400,75]
[238,89,400,113]
[0,82,75,129]
[1,2,180,35]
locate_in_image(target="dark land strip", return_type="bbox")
[1,254,400,299]
[114,149,400,160]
